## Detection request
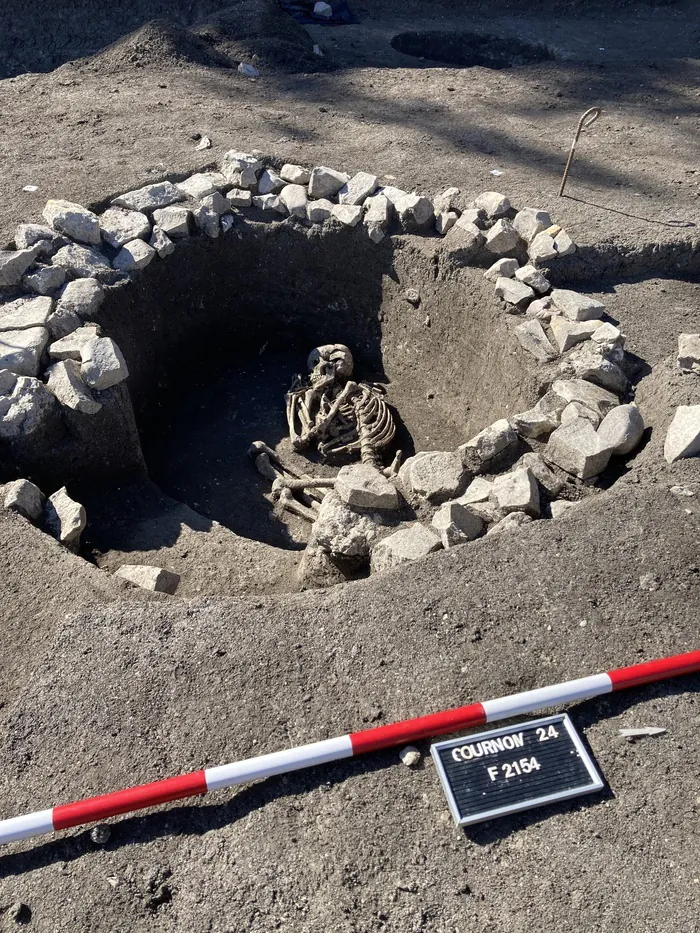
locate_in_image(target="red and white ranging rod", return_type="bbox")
[1,649,699,847]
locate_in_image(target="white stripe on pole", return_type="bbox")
[204,736,353,791]
[482,673,613,722]
[0,809,55,845]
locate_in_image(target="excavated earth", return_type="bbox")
[1,1,699,931]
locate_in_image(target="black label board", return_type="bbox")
[430,713,604,826]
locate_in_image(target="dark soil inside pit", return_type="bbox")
[390,31,555,69]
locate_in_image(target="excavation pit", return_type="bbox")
[390,31,555,69]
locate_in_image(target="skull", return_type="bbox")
[307,344,354,384]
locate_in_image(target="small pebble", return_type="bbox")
[399,745,421,768]
[405,288,421,306]
[9,902,31,924]
[90,824,111,845]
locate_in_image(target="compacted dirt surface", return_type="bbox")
[1,1,699,931]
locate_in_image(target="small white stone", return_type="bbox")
[431,500,484,547]
[513,208,552,242]
[308,166,350,199]
[435,211,458,235]
[495,276,535,309]
[433,187,462,214]
[280,164,311,185]
[544,418,612,480]
[590,322,624,351]
[331,203,362,227]
[0,247,42,288]
[176,171,227,200]
[549,317,603,353]
[80,337,129,389]
[526,297,556,322]
[1,479,45,522]
[550,289,605,322]
[487,511,533,535]
[45,358,102,414]
[399,451,466,504]
[335,463,400,510]
[257,168,286,195]
[237,62,260,78]
[664,405,700,463]
[112,239,156,271]
[485,219,522,255]
[444,218,484,264]
[0,369,17,394]
[550,500,577,519]
[43,199,101,245]
[554,229,576,256]
[399,746,421,767]
[514,318,558,362]
[52,244,112,280]
[0,327,48,377]
[339,172,378,206]
[150,226,175,257]
[56,278,104,318]
[99,207,150,248]
[279,184,308,218]
[459,419,517,466]
[561,401,601,428]
[597,403,645,456]
[307,199,334,223]
[48,324,101,361]
[0,295,54,331]
[313,1,333,16]
[559,343,627,395]
[474,191,510,218]
[23,264,66,296]
[363,194,391,241]
[0,375,54,437]
[220,151,262,189]
[14,223,56,251]
[551,378,619,419]
[201,192,228,215]
[221,214,236,234]
[252,194,287,214]
[393,193,434,232]
[192,204,220,237]
[226,188,253,209]
[457,476,493,504]
[112,181,184,212]
[514,264,550,294]
[484,258,519,283]
[528,232,558,263]
[370,523,442,573]
[678,334,700,374]
[491,468,540,516]
[44,486,86,552]
[115,564,180,594]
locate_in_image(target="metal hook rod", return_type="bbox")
[558,106,603,198]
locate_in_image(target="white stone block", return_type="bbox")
[80,337,129,389]
[99,207,150,248]
[45,359,102,414]
[484,257,519,283]
[43,199,101,245]
[550,289,605,322]
[664,405,700,463]
[112,181,185,212]
[544,418,612,479]
[370,523,442,573]
[335,463,399,510]
[112,239,156,271]
[115,564,180,594]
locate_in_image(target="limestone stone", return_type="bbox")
[192,204,220,238]
[549,499,577,519]
[45,359,102,414]
[252,194,287,214]
[150,226,175,258]
[550,289,605,322]
[339,172,378,206]
[221,151,262,189]
[23,264,66,296]
[80,337,129,389]
[459,419,517,466]
[393,193,434,232]
[0,376,55,438]
[491,468,540,517]
[460,499,501,525]
[559,343,628,394]
[43,200,101,245]
[431,501,484,548]
[279,184,308,218]
[1,479,45,523]
[331,204,362,227]
[0,327,48,376]
[549,317,602,353]
[444,217,484,264]
[485,219,522,255]
[14,223,56,251]
[220,215,236,234]
[257,168,285,195]
[308,166,350,199]
[561,401,601,428]
[494,276,535,309]
[226,189,253,209]
[44,486,86,552]
[335,463,400,510]
[544,418,612,480]
[56,278,104,318]
[435,211,458,235]
[0,295,53,331]
[201,192,228,216]
[0,248,39,288]
[47,309,81,340]
[310,491,384,560]
[48,324,101,361]
[597,403,645,456]
[678,334,700,374]
[515,264,550,294]
[518,452,566,497]
[150,206,191,239]
[307,199,335,223]
[460,208,484,228]
[474,191,510,218]
[399,746,421,767]
[112,181,185,212]
[526,297,556,321]
[115,564,181,594]
[551,378,619,419]
[176,172,227,200]
[52,243,113,280]
[528,232,558,264]
[514,318,557,362]
[487,511,533,535]
[663,405,700,463]
[280,164,311,185]
[363,194,391,242]
[554,230,576,256]
[433,187,463,214]
[511,404,560,440]
[99,207,150,248]
[590,322,624,351]
[457,476,493,504]
[399,451,466,504]
[484,257,519,283]
[370,523,442,573]
[112,239,156,271]
[513,208,552,242]
[0,369,17,394]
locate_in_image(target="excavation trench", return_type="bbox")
[390,31,555,69]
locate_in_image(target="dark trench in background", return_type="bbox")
[390,31,555,69]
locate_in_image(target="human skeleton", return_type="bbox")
[250,344,401,521]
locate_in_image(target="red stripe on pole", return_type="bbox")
[608,649,700,691]
[53,770,207,830]
[350,702,487,755]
